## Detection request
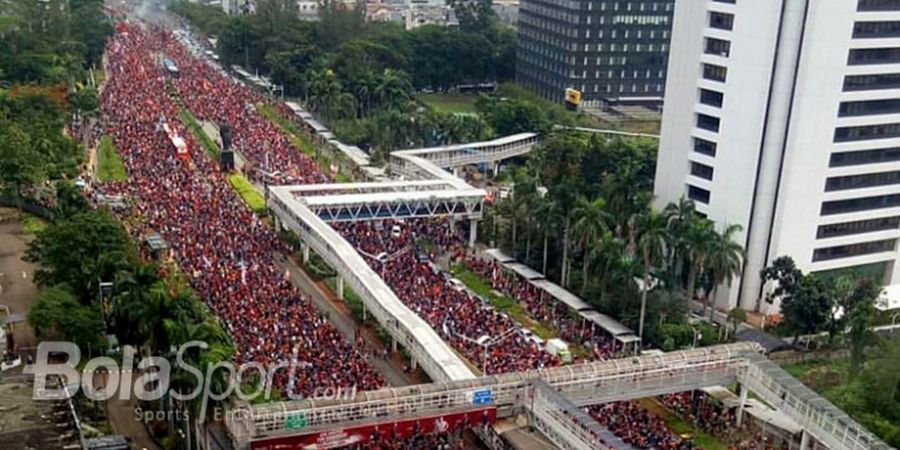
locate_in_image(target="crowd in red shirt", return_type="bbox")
[96,22,788,450]
[98,24,382,397]
[334,219,560,375]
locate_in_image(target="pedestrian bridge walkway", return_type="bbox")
[228,342,891,450]
[390,133,540,172]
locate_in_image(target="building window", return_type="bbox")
[834,123,900,142]
[858,0,900,12]
[844,73,900,91]
[830,147,900,166]
[688,185,711,204]
[704,37,731,57]
[712,0,736,3]
[690,161,714,180]
[839,98,900,117]
[699,88,724,107]
[702,63,727,82]
[848,47,900,65]
[821,193,900,215]
[826,170,900,191]
[694,137,717,157]
[697,113,721,132]
[812,239,896,262]
[709,12,734,31]
[853,21,900,39]
[817,216,900,239]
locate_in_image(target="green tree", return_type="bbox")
[844,278,880,374]
[0,121,42,210]
[781,274,832,344]
[634,210,669,342]
[25,210,134,301]
[572,196,610,294]
[727,307,747,333]
[760,256,804,312]
[704,223,743,321]
[28,283,104,351]
[112,263,161,347]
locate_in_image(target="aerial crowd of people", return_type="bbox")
[94,21,793,450]
[99,23,383,398]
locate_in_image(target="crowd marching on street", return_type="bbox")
[94,22,794,450]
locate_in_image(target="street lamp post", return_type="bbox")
[454,327,518,374]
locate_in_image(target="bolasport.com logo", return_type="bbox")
[24,341,357,421]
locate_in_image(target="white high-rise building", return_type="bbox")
[655,0,900,315]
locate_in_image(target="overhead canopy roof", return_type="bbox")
[503,262,544,281]
[529,279,591,311]
[581,310,634,337]
[615,333,640,344]
[483,248,515,263]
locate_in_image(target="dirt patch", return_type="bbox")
[0,209,39,351]
[0,374,80,449]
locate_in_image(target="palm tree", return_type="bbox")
[683,218,715,303]
[634,210,670,343]
[140,282,194,355]
[533,195,559,275]
[663,197,697,284]
[112,262,161,347]
[572,196,611,294]
[704,224,744,321]
[375,69,412,111]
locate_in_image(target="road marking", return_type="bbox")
[23,271,27,279]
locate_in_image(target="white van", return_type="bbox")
[546,338,572,364]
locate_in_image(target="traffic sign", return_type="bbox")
[285,412,307,430]
[472,389,493,405]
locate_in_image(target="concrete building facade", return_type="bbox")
[516,0,675,105]
[655,0,900,314]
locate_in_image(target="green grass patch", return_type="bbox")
[257,103,355,181]
[257,103,316,156]
[21,213,48,235]
[227,173,266,214]
[97,135,127,182]
[418,92,479,115]
[179,108,220,157]
[451,264,557,340]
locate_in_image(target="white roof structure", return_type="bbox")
[268,188,474,383]
[504,263,544,281]
[483,248,515,263]
[481,248,637,344]
[391,133,540,169]
[529,279,591,311]
[328,140,370,168]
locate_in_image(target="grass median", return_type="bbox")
[227,173,266,214]
[450,264,558,340]
[178,108,219,157]
[97,135,127,182]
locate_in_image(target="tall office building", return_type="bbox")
[516,0,675,106]
[655,0,900,314]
